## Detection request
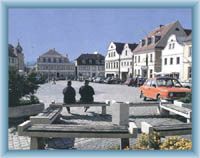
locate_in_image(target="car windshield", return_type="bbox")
[156,78,182,87]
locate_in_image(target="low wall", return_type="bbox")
[9,103,44,118]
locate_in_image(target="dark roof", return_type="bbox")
[8,44,17,57]
[41,49,65,58]
[184,29,192,36]
[76,53,105,65]
[184,33,192,42]
[133,21,177,53]
[113,42,125,55]
[16,42,23,53]
[127,43,138,51]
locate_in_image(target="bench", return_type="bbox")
[158,103,192,123]
[50,101,110,115]
[30,106,62,124]
[18,120,138,150]
[141,122,192,137]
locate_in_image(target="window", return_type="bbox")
[176,57,180,64]
[116,62,118,68]
[164,58,167,65]
[130,62,132,66]
[127,62,129,66]
[43,58,46,62]
[124,62,126,66]
[125,50,127,56]
[189,47,192,57]
[59,58,62,63]
[150,69,153,78]
[135,56,137,63]
[170,58,173,65]
[188,67,192,78]
[114,52,115,56]
[169,44,171,49]
[48,58,51,63]
[172,43,175,49]
[138,56,140,63]
[135,69,137,76]
[138,69,140,75]
[113,62,115,68]
[150,54,153,62]
[53,58,56,63]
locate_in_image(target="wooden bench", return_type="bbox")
[158,103,192,123]
[30,106,62,124]
[141,122,192,137]
[18,120,138,150]
[50,101,110,115]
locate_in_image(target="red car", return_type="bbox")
[139,77,191,101]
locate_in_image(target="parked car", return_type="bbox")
[104,77,112,84]
[180,80,192,89]
[124,78,136,86]
[94,76,105,83]
[137,77,147,87]
[139,77,191,101]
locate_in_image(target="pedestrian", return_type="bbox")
[52,77,56,84]
[79,80,95,112]
[63,80,76,113]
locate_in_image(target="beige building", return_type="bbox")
[133,20,190,78]
[75,53,105,80]
[8,42,25,73]
[36,49,75,80]
[183,33,192,81]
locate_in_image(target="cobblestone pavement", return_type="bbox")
[8,81,192,150]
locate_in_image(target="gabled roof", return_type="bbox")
[133,21,177,53]
[41,49,64,58]
[184,29,192,36]
[184,33,192,42]
[127,43,138,51]
[113,42,125,55]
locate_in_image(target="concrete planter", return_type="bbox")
[9,103,44,118]
[174,100,192,110]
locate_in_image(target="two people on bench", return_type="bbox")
[63,80,95,113]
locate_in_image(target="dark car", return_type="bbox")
[136,77,147,87]
[104,77,112,84]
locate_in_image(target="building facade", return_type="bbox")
[183,33,192,81]
[105,42,137,80]
[8,42,25,73]
[162,34,187,80]
[75,53,105,80]
[133,21,190,78]
[36,49,75,80]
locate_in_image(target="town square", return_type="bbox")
[7,8,192,150]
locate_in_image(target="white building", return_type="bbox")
[162,34,187,80]
[105,42,137,80]
[183,33,192,81]
[133,21,190,78]
[36,48,75,80]
[75,53,105,80]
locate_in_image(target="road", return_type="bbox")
[9,81,191,150]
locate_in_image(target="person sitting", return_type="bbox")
[79,80,95,112]
[63,80,76,113]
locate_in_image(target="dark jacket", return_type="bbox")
[63,86,76,104]
[79,85,95,103]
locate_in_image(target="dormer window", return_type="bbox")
[89,59,92,64]
[147,37,152,45]
[155,36,161,43]
[82,59,86,64]
[142,39,146,46]
[175,28,180,31]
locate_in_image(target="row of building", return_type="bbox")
[105,21,192,81]
[9,20,192,82]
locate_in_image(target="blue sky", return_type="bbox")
[8,8,192,63]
